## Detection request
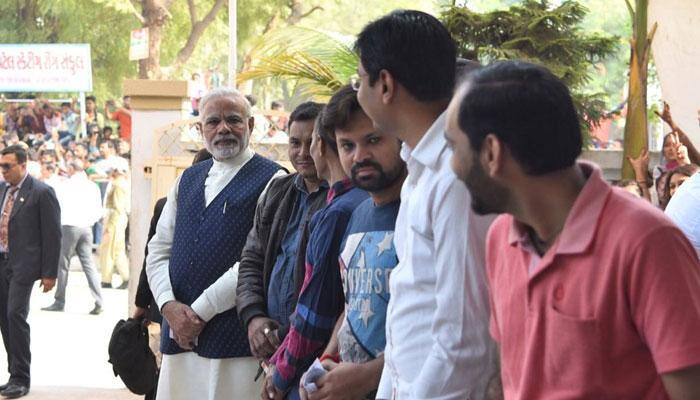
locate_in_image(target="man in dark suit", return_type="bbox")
[0,145,61,398]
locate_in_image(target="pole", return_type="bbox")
[228,0,237,88]
[79,92,87,140]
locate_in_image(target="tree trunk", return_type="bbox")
[138,0,170,79]
[622,47,648,179]
[621,0,656,179]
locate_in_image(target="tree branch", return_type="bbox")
[640,22,658,68]
[296,6,323,21]
[129,0,146,24]
[187,0,197,27]
[624,0,635,20]
[200,0,224,25]
[286,0,323,25]
[171,0,227,71]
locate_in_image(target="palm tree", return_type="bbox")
[237,26,358,100]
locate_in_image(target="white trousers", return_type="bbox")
[156,353,260,400]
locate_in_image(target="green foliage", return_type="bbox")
[441,0,618,136]
[237,0,438,105]
[239,26,358,100]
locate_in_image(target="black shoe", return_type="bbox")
[101,282,112,289]
[89,305,103,315]
[0,382,8,391]
[41,303,64,312]
[0,383,29,398]
[116,281,128,290]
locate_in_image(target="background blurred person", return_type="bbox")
[99,165,130,289]
[42,159,104,314]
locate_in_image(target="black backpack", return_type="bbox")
[108,318,158,395]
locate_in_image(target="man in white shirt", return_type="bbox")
[354,10,498,399]
[93,141,129,178]
[666,172,700,258]
[146,88,285,400]
[42,159,104,314]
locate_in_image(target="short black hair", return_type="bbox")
[270,100,283,110]
[320,85,363,154]
[40,149,57,159]
[288,101,324,131]
[455,58,481,83]
[355,10,456,102]
[86,95,96,102]
[457,60,582,175]
[1,145,27,164]
[61,102,71,108]
[99,140,115,149]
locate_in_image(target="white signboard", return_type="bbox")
[0,44,93,92]
[129,28,149,61]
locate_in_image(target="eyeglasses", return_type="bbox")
[349,74,361,91]
[0,163,18,172]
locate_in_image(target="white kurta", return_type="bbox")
[146,149,285,400]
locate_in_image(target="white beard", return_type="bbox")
[205,133,248,161]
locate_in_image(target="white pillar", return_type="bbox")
[123,79,189,315]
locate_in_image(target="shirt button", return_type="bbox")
[554,285,564,301]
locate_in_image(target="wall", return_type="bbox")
[649,0,700,145]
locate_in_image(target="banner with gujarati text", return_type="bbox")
[0,44,93,92]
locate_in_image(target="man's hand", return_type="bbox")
[261,365,285,400]
[299,360,339,400]
[309,362,373,400]
[248,316,281,359]
[161,301,205,350]
[626,148,650,182]
[40,278,56,293]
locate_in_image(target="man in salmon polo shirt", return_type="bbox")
[445,60,700,399]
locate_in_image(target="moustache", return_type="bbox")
[213,133,240,146]
[351,160,383,176]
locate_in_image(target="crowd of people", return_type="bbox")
[1,8,700,400]
[0,94,134,397]
[0,95,134,297]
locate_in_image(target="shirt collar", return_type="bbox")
[326,178,354,203]
[401,111,448,170]
[508,161,611,255]
[293,174,328,194]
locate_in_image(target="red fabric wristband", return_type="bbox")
[319,353,340,364]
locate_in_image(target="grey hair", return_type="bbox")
[199,87,252,118]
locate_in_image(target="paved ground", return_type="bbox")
[0,256,141,399]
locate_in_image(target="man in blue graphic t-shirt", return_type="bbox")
[299,88,406,400]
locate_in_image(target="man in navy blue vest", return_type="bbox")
[146,88,284,400]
